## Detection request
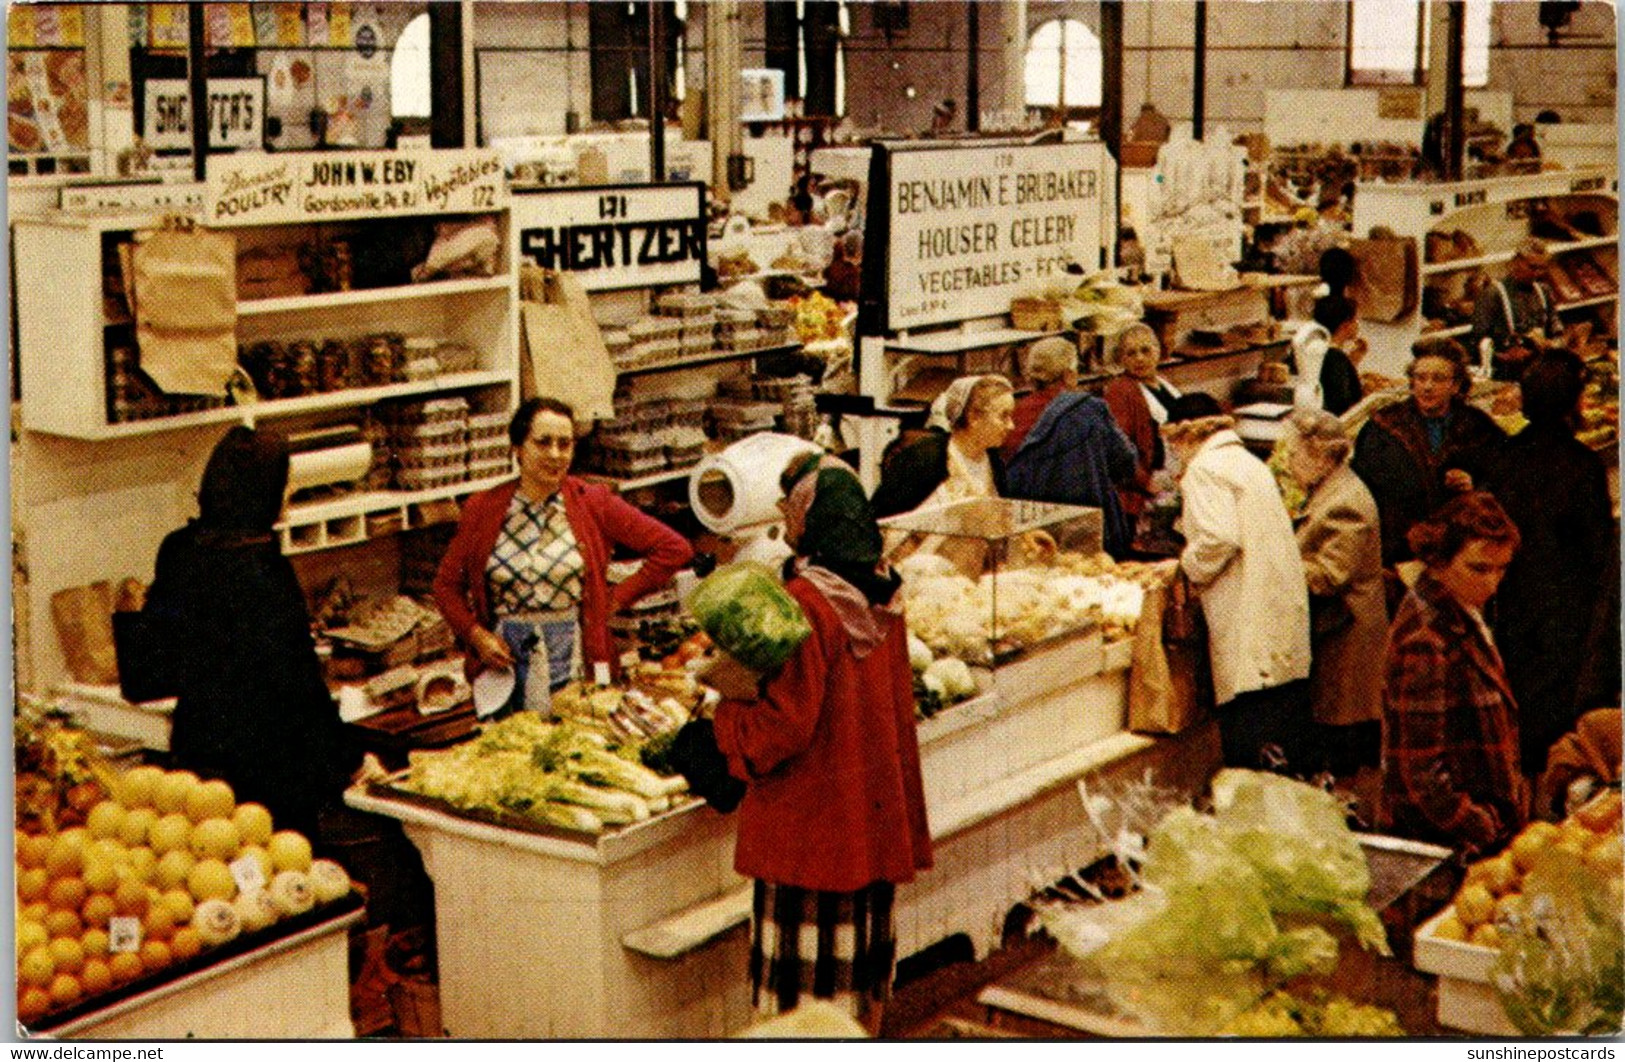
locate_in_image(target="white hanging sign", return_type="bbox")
[144,78,265,152]
[880,141,1109,331]
[205,149,508,226]
[511,183,706,292]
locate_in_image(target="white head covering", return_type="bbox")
[927,375,988,433]
[1291,322,1330,410]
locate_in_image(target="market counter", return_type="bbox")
[347,636,1223,1038]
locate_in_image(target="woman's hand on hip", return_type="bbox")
[470,627,516,669]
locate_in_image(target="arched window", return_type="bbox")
[1025,19,1103,110]
[391,12,431,119]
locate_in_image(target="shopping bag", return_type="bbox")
[1348,236,1417,323]
[1127,578,1210,735]
[131,216,239,395]
[519,266,617,423]
[50,581,123,686]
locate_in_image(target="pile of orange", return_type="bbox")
[15,766,348,1026]
[1432,791,1622,948]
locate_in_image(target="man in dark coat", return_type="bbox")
[1461,352,1616,774]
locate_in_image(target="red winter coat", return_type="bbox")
[433,477,693,679]
[713,577,933,893]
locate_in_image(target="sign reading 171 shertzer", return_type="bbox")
[883,141,1109,330]
[511,183,705,292]
[204,149,508,226]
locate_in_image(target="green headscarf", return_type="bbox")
[780,451,901,606]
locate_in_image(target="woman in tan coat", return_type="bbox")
[1282,409,1388,779]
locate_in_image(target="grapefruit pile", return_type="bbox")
[1432,791,1623,949]
[15,766,353,1025]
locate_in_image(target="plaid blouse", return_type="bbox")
[485,491,585,617]
[1380,570,1529,854]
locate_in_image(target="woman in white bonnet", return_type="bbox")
[870,374,1015,519]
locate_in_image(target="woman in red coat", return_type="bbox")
[683,451,932,1028]
[433,397,692,715]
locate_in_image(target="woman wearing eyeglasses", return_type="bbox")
[434,397,693,715]
[1349,339,1502,569]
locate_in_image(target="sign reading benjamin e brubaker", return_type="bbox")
[882,141,1109,331]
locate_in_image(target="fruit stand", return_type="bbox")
[14,710,367,1039]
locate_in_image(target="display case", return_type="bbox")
[881,497,1108,668]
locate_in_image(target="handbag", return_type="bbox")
[110,609,179,703]
[1309,591,1354,641]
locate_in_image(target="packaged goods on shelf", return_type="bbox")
[656,292,717,317]
[434,341,481,374]
[393,440,467,472]
[595,435,670,478]
[467,438,510,465]
[395,466,467,491]
[661,426,708,467]
[627,316,682,342]
[379,396,470,427]
[467,455,514,481]
[465,410,510,442]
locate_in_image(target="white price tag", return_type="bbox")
[593,661,611,687]
[230,853,267,895]
[108,916,142,954]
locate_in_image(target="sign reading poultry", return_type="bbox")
[205,149,506,225]
[880,141,1110,330]
[512,183,706,292]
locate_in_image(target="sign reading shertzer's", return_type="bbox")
[512,184,705,292]
[883,142,1108,330]
[205,149,507,225]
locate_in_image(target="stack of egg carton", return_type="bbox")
[714,308,763,354]
[382,396,469,491]
[757,374,818,439]
[623,315,682,371]
[657,292,719,364]
[658,396,710,468]
[587,403,669,479]
[712,377,783,444]
[756,305,799,347]
[465,410,512,482]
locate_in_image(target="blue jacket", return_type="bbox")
[1004,391,1139,556]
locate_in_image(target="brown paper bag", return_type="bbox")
[1348,237,1418,323]
[519,266,617,423]
[51,581,123,686]
[132,217,239,395]
[1127,580,1210,735]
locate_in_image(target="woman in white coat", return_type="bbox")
[1282,409,1388,781]
[1162,394,1313,773]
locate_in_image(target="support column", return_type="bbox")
[187,2,207,181]
[649,1,668,180]
[1442,0,1466,180]
[1000,0,1027,127]
[1192,0,1207,141]
[707,0,743,201]
[966,1,980,133]
[1099,0,1124,162]
[428,1,465,148]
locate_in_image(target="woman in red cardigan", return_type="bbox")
[675,451,932,1030]
[433,397,692,715]
[1103,323,1182,526]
